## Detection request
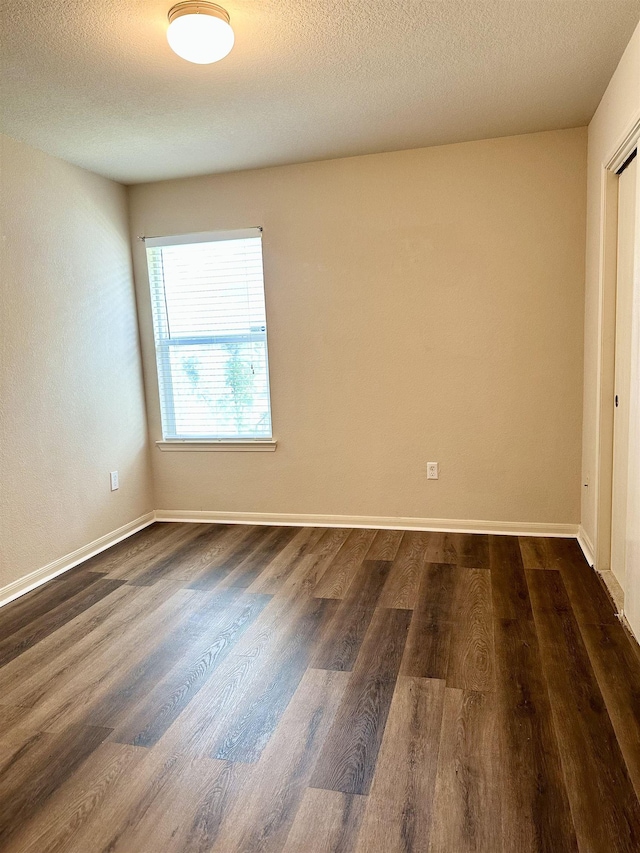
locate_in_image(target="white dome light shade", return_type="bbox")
[167,2,234,65]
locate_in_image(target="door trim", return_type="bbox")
[594,116,640,571]
[606,117,640,173]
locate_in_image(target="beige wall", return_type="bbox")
[0,135,153,590]
[582,20,640,562]
[130,128,587,526]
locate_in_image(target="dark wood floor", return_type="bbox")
[1,523,640,852]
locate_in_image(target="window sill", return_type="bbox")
[156,439,277,452]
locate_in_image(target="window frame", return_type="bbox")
[144,228,276,450]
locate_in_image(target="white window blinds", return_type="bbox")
[145,229,272,440]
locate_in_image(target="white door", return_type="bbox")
[624,156,640,640]
[611,155,637,591]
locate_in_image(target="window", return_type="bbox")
[145,229,272,442]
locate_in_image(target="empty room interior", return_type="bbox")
[4,1,640,850]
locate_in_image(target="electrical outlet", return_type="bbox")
[110,471,119,491]
[427,462,439,480]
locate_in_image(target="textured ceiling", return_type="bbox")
[1,1,639,184]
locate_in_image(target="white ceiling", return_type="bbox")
[1,1,639,184]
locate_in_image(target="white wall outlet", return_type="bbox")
[110,470,119,491]
[427,462,439,480]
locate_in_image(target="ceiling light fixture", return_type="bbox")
[167,2,234,65]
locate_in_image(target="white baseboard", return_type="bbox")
[621,613,640,649]
[0,508,580,611]
[154,509,578,538]
[0,511,156,609]
[577,525,595,568]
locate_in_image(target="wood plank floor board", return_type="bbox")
[401,562,458,679]
[421,531,458,564]
[518,536,559,569]
[312,604,378,674]
[401,564,494,690]
[493,614,579,852]
[125,523,236,586]
[0,577,126,668]
[313,529,377,599]
[282,788,367,853]
[313,559,393,671]
[354,676,446,853]
[83,521,192,576]
[94,752,251,853]
[309,527,353,557]
[364,528,404,561]
[209,667,349,852]
[154,592,337,759]
[446,568,495,692]
[309,606,412,795]
[219,525,301,589]
[276,529,353,600]
[150,595,300,758]
[2,522,640,851]
[579,618,640,798]
[81,589,272,732]
[0,724,112,849]
[489,533,533,621]
[211,596,338,762]
[0,740,144,853]
[548,537,618,626]
[112,591,272,748]
[102,523,213,582]
[18,586,202,734]
[80,591,242,729]
[454,532,490,569]
[177,759,253,853]
[0,583,174,708]
[0,567,111,643]
[0,703,44,747]
[428,687,502,853]
[186,524,277,590]
[377,531,430,610]
[527,569,640,852]
[278,553,329,600]
[2,741,251,853]
[246,526,326,594]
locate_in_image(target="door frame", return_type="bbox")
[593,115,640,572]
